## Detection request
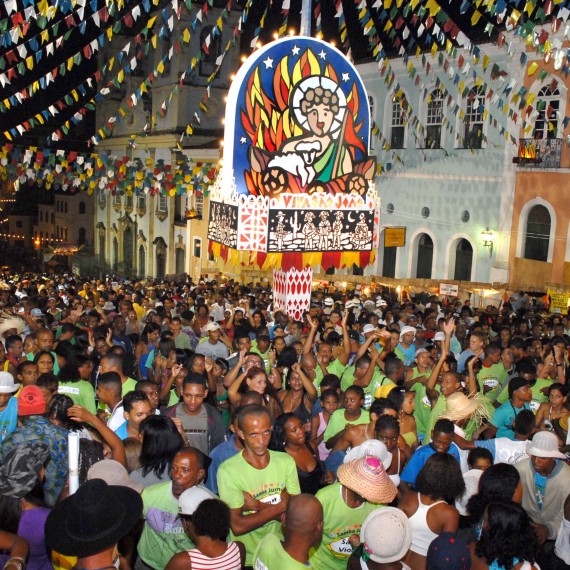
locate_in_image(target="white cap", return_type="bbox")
[362,324,376,334]
[399,326,416,340]
[324,297,334,306]
[178,486,216,515]
[434,331,446,341]
[206,322,221,332]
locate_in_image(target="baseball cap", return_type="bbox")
[18,386,46,416]
[178,486,216,515]
[362,324,376,334]
[206,322,221,332]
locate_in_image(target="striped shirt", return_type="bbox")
[186,541,241,570]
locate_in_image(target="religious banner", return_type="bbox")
[207,201,239,249]
[207,35,380,270]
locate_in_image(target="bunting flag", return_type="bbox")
[0,143,219,196]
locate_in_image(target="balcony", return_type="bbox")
[513,138,562,168]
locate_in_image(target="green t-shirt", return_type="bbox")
[137,481,197,568]
[424,394,447,441]
[340,367,391,409]
[217,450,301,567]
[253,532,309,569]
[251,343,272,373]
[496,378,553,411]
[323,409,370,442]
[315,359,348,393]
[310,483,379,570]
[410,369,436,437]
[477,363,507,403]
[58,380,96,414]
[122,377,138,397]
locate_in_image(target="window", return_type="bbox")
[51,213,54,224]
[79,202,86,214]
[16,221,22,228]
[534,84,560,140]
[463,85,485,149]
[461,210,470,223]
[174,195,185,222]
[195,192,204,218]
[421,207,430,219]
[453,239,473,281]
[78,228,86,245]
[125,194,133,210]
[199,26,221,78]
[386,203,394,214]
[193,238,201,258]
[524,205,551,261]
[368,96,376,151]
[415,234,434,278]
[157,194,167,212]
[137,194,146,211]
[390,97,406,149]
[39,211,43,222]
[114,194,121,207]
[425,89,443,148]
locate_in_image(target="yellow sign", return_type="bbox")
[548,289,569,315]
[384,227,406,248]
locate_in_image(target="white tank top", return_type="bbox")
[408,493,445,556]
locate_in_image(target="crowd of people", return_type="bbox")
[0,274,569,570]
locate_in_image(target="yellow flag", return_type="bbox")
[527,62,539,76]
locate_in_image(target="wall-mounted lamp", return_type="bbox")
[481,228,495,256]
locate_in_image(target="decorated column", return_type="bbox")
[208,36,380,319]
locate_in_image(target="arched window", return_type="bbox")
[524,205,551,262]
[453,239,473,281]
[416,234,433,278]
[463,85,485,149]
[139,245,146,278]
[390,96,406,149]
[199,26,221,78]
[425,89,443,149]
[79,201,86,214]
[534,85,560,140]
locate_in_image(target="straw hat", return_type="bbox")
[0,311,25,337]
[337,455,397,504]
[440,392,491,425]
[344,440,393,470]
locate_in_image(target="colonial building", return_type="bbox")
[507,37,570,289]
[93,2,241,279]
[357,37,525,284]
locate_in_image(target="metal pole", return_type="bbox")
[300,0,311,36]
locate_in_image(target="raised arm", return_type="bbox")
[336,312,351,366]
[302,315,319,355]
[425,349,447,403]
[67,404,127,467]
[354,348,380,388]
[223,349,247,389]
[292,363,317,400]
